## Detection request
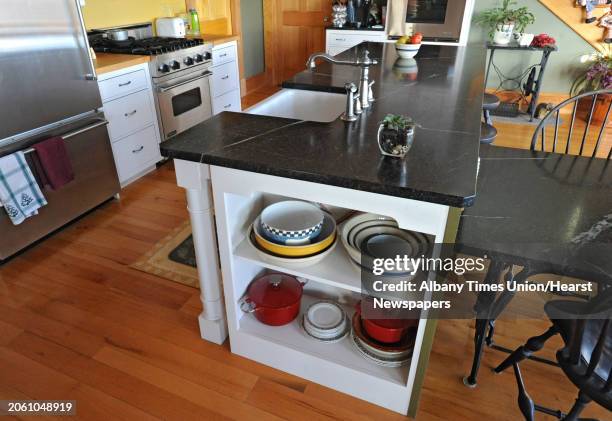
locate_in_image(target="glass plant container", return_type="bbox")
[377,114,415,158]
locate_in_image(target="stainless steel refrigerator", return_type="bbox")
[0,0,120,260]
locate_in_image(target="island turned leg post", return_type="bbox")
[175,160,228,345]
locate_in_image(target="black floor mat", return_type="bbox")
[168,235,197,268]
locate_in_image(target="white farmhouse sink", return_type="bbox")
[245,89,346,123]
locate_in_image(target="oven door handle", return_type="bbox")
[157,71,213,93]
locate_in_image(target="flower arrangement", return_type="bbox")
[531,33,556,48]
[571,47,612,95]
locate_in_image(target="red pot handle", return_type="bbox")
[296,277,309,288]
[240,298,256,313]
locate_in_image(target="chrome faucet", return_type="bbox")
[306,49,378,118]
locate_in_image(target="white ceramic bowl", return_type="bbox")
[260,201,324,242]
[340,213,430,275]
[395,43,421,59]
[340,213,396,265]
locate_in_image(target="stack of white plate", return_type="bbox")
[302,301,349,343]
[340,213,430,275]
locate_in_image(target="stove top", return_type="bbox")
[89,35,204,56]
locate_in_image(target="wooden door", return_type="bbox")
[264,0,332,85]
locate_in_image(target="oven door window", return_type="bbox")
[406,0,448,24]
[171,87,202,117]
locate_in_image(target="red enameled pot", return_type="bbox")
[358,300,419,344]
[241,273,304,326]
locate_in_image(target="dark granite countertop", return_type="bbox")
[161,42,486,208]
[457,145,612,283]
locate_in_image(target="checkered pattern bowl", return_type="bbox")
[260,201,324,245]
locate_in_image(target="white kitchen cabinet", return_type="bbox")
[211,41,241,114]
[212,89,242,114]
[98,68,148,102]
[97,63,162,187]
[326,29,387,55]
[103,89,155,141]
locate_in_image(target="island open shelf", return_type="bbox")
[238,293,411,384]
[209,166,458,416]
[235,223,361,293]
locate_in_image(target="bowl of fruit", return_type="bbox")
[395,33,423,59]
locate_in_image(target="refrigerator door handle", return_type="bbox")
[74,0,98,82]
[22,119,109,155]
[63,118,108,140]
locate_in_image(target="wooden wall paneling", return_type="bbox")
[263,0,331,85]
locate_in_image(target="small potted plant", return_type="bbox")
[474,0,535,45]
[571,48,612,125]
[377,114,415,158]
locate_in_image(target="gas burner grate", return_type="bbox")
[89,35,204,56]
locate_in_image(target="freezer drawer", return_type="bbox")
[0,118,120,260]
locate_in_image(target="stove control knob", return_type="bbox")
[184,56,194,66]
[158,64,170,73]
[170,60,181,70]
[204,52,212,60]
[194,54,204,63]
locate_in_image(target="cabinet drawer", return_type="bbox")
[111,125,161,183]
[213,89,241,114]
[212,45,236,66]
[327,33,386,47]
[104,89,155,141]
[211,61,239,98]
[98,69,148,102]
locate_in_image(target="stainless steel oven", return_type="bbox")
[155,69,213,140]
[406,0,468,43]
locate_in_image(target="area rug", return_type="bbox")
[131,220,199,289]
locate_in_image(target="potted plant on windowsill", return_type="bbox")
[474,0,535,45]
[571,48,612,125]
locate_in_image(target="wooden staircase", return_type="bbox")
[539,0,609,52]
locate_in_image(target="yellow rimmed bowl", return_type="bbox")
[253,212,337,257]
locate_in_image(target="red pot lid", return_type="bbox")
[359,299,419,330]
[247,273,303,308]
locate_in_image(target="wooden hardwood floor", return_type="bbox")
[0,115,609,419]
